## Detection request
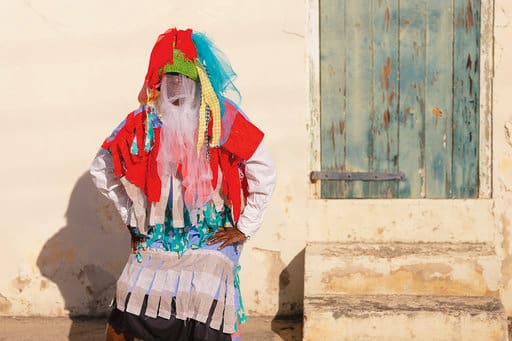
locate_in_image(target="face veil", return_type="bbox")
[160,73,199,106]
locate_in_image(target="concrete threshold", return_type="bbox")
[304,295,508,341]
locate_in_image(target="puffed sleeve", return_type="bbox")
[90,148,133,225]
[236,140,276,237]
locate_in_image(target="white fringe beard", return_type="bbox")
[156,74,213,213]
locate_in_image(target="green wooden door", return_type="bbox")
[319,0,480,199]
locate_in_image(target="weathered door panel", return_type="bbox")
[425,1,454,198]
[320,0,346,199]
[371,0,399,198]
[319,0,480,199]
[398,0,427,198]
[452,0,480,198]
[344,0,374,198]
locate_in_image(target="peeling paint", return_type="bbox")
[505,121,512,146]
[320,263,494,296]
[498,158,512,192]
[254,290,261,305]
[307,295,505,318]
[307,242,499,301]
[383,109,390,128]
[338,120,345,135]
[304,295,508,341]
[432,107,443,119]
[466,0,474,32]
[304,295,508,340]
[382,57,392,90]
[499,213,512,302]
[329,122,336,149]
[313,242,495,258]
[0,293,12,314]
[388,90,395,105]
[385,7,390,32]
[39,279,48,290]
[12,276,31,294]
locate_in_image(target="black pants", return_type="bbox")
[108,294,232,341]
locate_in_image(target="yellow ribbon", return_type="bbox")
[195,61,221,154]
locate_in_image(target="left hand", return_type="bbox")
[207,227,247,250]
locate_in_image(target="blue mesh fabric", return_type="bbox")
[191,31,241,117]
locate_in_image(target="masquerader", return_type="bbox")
[90,27,276,341]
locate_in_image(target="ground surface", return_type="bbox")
[0,316,302,341]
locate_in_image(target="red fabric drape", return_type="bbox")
[102,108,162,202]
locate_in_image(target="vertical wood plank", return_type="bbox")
[424,1,454,198]
[371,0,399,198]
[344,0,373,198]
[452,0,480,197]
[398,0,427,198]
[320,0,346,198]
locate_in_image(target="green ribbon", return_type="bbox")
[145,109,156,152]
[234,264,247,326]
[130,135,139,155]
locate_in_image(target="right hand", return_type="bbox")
[130,234,146,254]
[127,226,146,254]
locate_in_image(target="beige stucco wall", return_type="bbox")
[0,0,307,317]
[491,0,512,315]
[2,0,512,320]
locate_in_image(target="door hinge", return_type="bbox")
[310,171,405,183]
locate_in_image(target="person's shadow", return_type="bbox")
[37,171,130,340]
[270,249,305,341]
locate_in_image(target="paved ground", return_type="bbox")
[0,316,302,341]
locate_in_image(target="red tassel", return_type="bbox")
[144,28,177,90]
[176,29,197,60]
[241,164,249,201]
[218,149,243,223]
[209,148,220,190]
[101,109,162,203]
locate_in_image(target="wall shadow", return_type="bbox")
[37,171,130,340]
[271,248,305,341]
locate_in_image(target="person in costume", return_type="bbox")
[90,28,276,341]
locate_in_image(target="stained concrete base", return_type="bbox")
[304,295,508,341]
[0,316,302,341]
[304,242,500,297]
